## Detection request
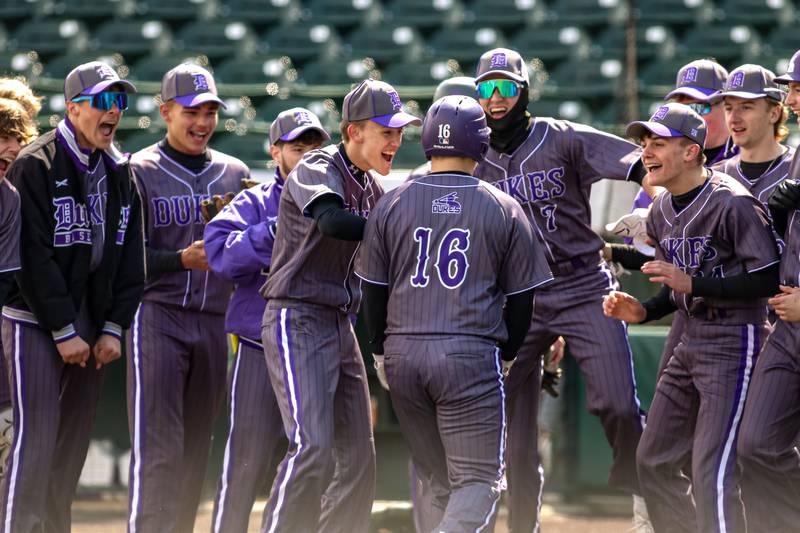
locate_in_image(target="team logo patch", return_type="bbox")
[294,110,313,125]
[53,196,91,247]
[55,179,68,188]
[652,106,670,121]
[432,192,461,214]
[490,53,507,68]
[192,73,209,92]
[387,90,402,111]
[729,71,745,89]
[95,64,116,80]
[681,66,698,84]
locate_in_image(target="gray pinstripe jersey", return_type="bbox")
[0,179,19,273]
[474,117,641,265]
[646,170,780,317]
[711,146,795,205]
[355,172,552,341]
[131,144,249,314]
[261,144,384,313]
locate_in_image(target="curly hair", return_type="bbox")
[0,97,38,144]
[0,77,41,120]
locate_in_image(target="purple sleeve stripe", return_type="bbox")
[101,321,123,339]
[52,324,78,343]
[354,271,389,286]
[0,265,20,273]
[747,259,781,274]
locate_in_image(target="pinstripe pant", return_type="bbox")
[637,315,765,533]
[0,318,10,409]
[260,303,375,533]
[737,319,800,533]
[126,302,228,533]
[385,336,505,533]
[506,265,645,532]
[0,310,104,533]
[211,337,285,533]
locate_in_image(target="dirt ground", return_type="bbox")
[71,496,634,532]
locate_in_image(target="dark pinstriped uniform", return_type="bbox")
[126,144,248,533]
[737,154,800,533]
[639,171,779,533]
[0,179,20,410]
[474,117,646,532]
[355,172,552,532]
[259,144,380,533]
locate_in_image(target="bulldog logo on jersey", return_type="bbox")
[652,106,670,121]
[490,53,507,68]
[681,67,698,84]
[432,192,461,214]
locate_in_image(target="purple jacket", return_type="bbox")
[204,172,283,339]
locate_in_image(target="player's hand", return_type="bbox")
[641,260,691,293]
[241,178,259,189]
[373,354,389,390]
[180,240,209,271]
[546,336,565,369]
[501,358,514,379]
[56,336,91,366]
[93,334,121,369]
[769,285,800,322]
[769,180,800,212]
[603,290,646,323]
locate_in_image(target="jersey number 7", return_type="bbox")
[410,227,471,289]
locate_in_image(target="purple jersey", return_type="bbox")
[261,144,384,313]
[711,147,795,205]
[0,178,19,274]
[355,172,552,341]
[474,118,641,266]
[131,144,249,314]
[646,170,780,318]
[204,172,283,339]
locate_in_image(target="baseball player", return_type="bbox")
[126,63,249,533]
[259,79,419,533]
[471,47,649,531]
[605,103,780,533]
[0,61,144,532]
[204,108,330,533]
[736,51,800,533]
[356,94,552,532]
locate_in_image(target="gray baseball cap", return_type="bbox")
[269,107,330,145]
[64,61,137,101]
[342,79,421,128]
[475,48,529,85]
[161,63,227,109]
[775,50,800,84]
[715,64,785,102]
[664,59,727,102]
[626,103,706,147]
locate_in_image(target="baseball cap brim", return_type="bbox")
[280,124,331,142]
[475,70,527,84]
[774,73,800,84]
[664,86,719,102]
[371,111,422,128]
[625,121,685,141]
[712,89,785,103]
[81,79,137,96]
[174,92,228,109]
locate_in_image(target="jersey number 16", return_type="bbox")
[410,227,471,289]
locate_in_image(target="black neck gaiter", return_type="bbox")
[486,85,533,155]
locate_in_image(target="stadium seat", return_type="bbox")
[677,25,760,65]
[40,53,127,80]
[302,0,380,31]
[549,0,627,28]
[133,0,215,24]
[49,0,123,22]
[214,57,294,86]
[528,97,592,123]
[261,22,342,65]
[129,55,211,83]
[9,19,88,59]
[634,0,714,28]
[461,0,547,31]
[593,25,676,63]
[91,20,172,62]
[639,56,706,96]
[0,0,43,23]
[257,96,339,131]
[594,97,665,128]
[217,0,297,31]
[173,21,258,61]
[763,26,800,59]
[0,51,42,79]
[382,0,463,32]
[212,133,270,169]
[119,130,165,154]
[545,57,624,99]
[426,25,506,64]
[382,60,466,88]
[392,136,426,169]
[510,23,591,69]
[345,24,424,65]
[295,59,374,86]
[716,0,794,28]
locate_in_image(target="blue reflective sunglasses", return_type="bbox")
[687,102,714,116]
[72,91,129,111]
[476,79,520,99]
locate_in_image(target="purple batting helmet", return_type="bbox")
[422,95,491,162]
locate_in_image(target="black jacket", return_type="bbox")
[4,123,144,341]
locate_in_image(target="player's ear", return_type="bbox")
[269,143,281,162]
[347,122,364,143]
[159,102,172,123]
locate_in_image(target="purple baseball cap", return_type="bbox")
[775,50,800,84]
[664,59,727,102]
[64,61,137,100]
[715,64,785,102]
[475,48,529,85]
[626,103,707,147]
[342,79,421,128]
[269,107,330,145]
[161,63,227,109]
